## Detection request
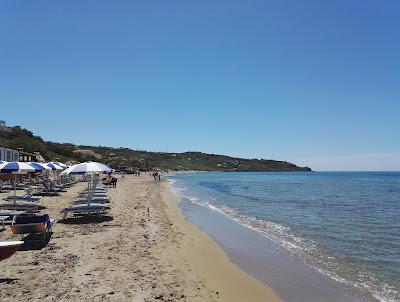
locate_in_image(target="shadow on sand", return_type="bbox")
[58,215,113,225]
[0,204,47,211]
[19,232,53,251]
[0,278,18,284]
[33,192,60,197]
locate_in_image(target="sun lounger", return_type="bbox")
[79,193,109,199]
[49,180,68,190]
[82,187,107,193]
[61,204,110,218]
[0,202,42,212]
[37,181,61,196]
[0,241,24,261]
[5,194,42,203]
[0,216,10,229]
[0,209,26,217]
[11,214,53,241]
[74,198,109,204]
[0,180,12,192]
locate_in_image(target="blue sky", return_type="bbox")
[1,1,399,170]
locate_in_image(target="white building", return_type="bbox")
[0,146,20,162]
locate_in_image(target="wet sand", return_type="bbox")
[179,199,378,302]
[0,175,282,302]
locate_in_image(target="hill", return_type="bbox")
[0,123,312,172]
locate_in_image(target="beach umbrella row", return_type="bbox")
[0,161,113,175]
[0,161,69,173]
[0,162,38,204]
[0,161,70,204]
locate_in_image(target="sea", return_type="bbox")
[168,172,400,302]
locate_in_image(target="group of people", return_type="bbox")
[151,171,161,182]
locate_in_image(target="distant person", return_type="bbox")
[111,177,117,188]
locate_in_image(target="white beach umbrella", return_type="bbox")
[0,161,36,204]
[0,161,36,173]
[61,162,112,206]
[61,161,112,175]
[60,164,77,176]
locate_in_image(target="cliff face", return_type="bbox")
[0,124,312,172]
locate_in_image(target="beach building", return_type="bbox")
[0,146,20,162]
[19,150,45,162]
[0,145,45,162]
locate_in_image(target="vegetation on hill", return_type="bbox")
[0,124,312,172]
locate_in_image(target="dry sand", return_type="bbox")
[0,175,283,302]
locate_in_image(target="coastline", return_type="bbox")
[168,172,385,302]
[0,174,282,301]
[160,180,283,302]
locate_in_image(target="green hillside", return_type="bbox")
[0,123,312,172]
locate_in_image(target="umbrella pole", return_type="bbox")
[87,174,91,206]
[29,173,31,197]
[13,173,17,204]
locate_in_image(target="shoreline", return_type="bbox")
[0,174,282,301]
[160,180,283,302]
[168,173,382,302]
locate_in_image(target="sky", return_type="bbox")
[0,1,399,171]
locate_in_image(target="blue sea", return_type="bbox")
[169,172,400,302]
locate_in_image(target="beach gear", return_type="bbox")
[61,204,110,217]
[44,162,64,171]
[0,161,37,205]
[11,214,53,242]
[61,162,112,218]
[61,161,112,175]
[49,161,68,169]
[0,241,24,261]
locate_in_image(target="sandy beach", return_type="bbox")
[0,174,282,302]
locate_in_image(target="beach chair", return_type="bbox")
[77,191,109,199]
[0,241,24,261]
[10,214,54,242]
[11,179,28,190]
[0,199,43,212]
[5,187,42,203]
[61,204,110,219]
[0,209,26,215]
[48,180,66,192]
[74,197,109,204]
[0,180,12,192]
[37,180,61,196]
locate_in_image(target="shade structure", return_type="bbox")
[50,161,68,169]
[45,162,64,171]
[33,162,52,171]
[0,161,36,173]
[61,161,112,175]
[0,162,36,204]
[28,162,49,172]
